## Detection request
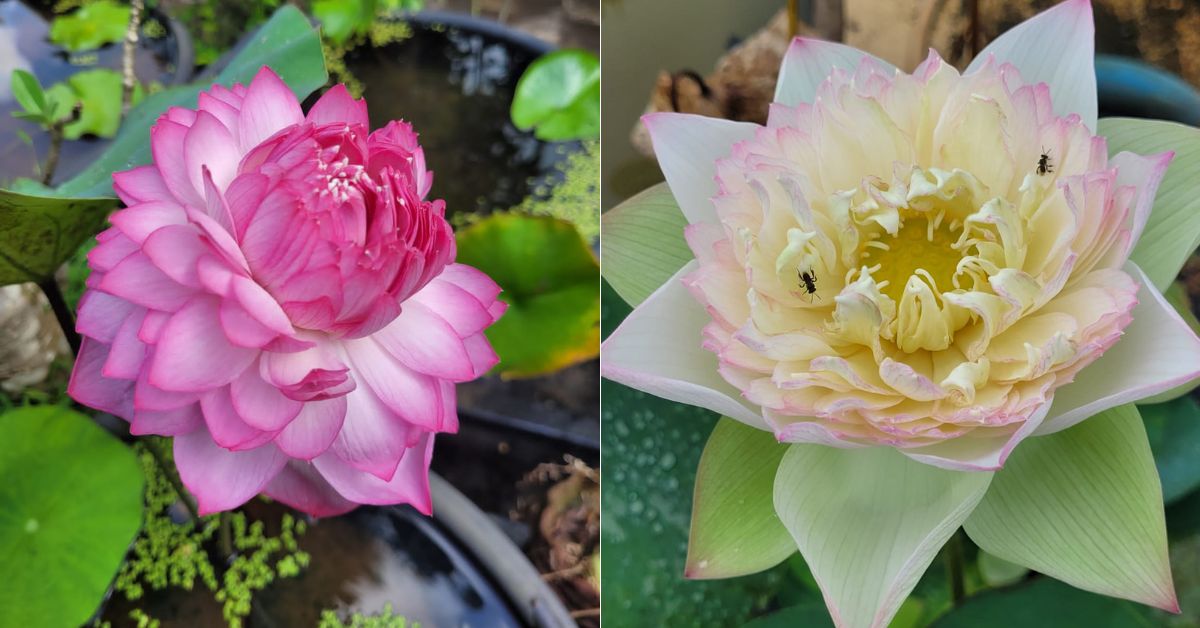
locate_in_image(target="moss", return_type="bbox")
[318,603,414,628]
[495,139,600,240]
[111,440,309,627]
[322,18,415,99]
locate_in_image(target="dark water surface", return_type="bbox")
[344,19,568,218]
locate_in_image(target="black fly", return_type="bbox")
[1037,148,1053,176]
[799,269,819,300]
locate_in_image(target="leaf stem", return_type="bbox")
[946,530,967,605]
[38,276,80,357]
[121,0,143,116]
[219,512,233,559]
[147,438,201,522]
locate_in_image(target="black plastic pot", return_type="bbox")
[1096,54,1200,126]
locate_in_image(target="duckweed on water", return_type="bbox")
[105,441,310,628]
[318,603,414,628]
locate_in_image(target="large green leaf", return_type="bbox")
[773,445,993,628]
[963,405,1176,611]
[600,280,802,625]
[0,406,144,627]
[1098,118,1200,292]
[687,417,794,579]
[931,577,1160,627]
[599,183,691,307]
[55,4,327,199]
[1140,394,1200,504]
[455,213,598,378]
[510,50,600,141]
[0,188,118,285]
[48,0,130,52]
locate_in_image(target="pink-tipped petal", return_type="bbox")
[237,66,303,152]
[113,164,175,205]
[230,365,303,431]
[306,84,369,129]
[328,383,418,480]
[967,0,1097,129]
[774,37,895,107]
[129,403,203,436]
[68,338,135,419]
[149,297,258,392]
[174,430,287,515]
[262,461,358,517]
[643,113,759,225]
[1039,262,1200,434]
[184,110,240,194]
[313,433,435,514]
[274,396,347,459]
[602,262,767,429]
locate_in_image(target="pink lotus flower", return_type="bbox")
[68,67,505,517]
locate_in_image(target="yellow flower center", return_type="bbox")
[861,212,963,304]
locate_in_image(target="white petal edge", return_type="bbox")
[774,444,992,628]
[642,113,759,225]
[601,261,767,430]
[1038,261,1200,435]
[774,37,896,108]
[966,0,1097,131]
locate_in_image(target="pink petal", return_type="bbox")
[129,403,203,436]
[87,230,138,271]
[313,432,435,514]
[305,83,369,129]
[98,253,197,312]
[219,297,279,347]
[134,368,199,411]
[150,118,204,207]
[230,365,303,431]
[328,384,419,480]
[372,301,474,380]
[113,165,175,205]
[344,337,446,431]
[274,396,347,459]
[260,340,356,401]
[199,386,275,450]
[76,290,137,343]
[68,338,135,419]
[109,201,188,245]
[149,297,258,392]
[184,110,240,195]
[174,430,287,515]
[262,461,357,517]
[410,273,497,336]
[231,275,294,334]
[462,333,499,378]
[237,66,303,152]
[141,224,207,288]
[101,309,147,380]
[197,91,242,146]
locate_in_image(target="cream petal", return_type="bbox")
[601,262,767,429]
[1038,262,1200,435]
